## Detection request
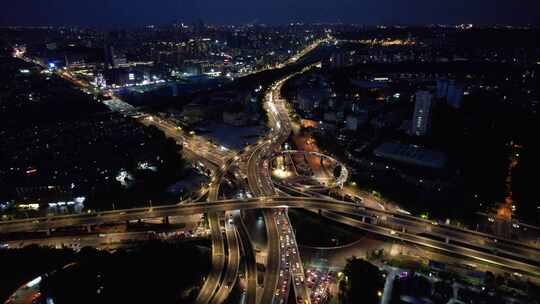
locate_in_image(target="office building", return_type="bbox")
[436,79,464,109]
[447,81,464,109]
[412,90,433,136]
[436,79,449,98]
[345,115,359,131]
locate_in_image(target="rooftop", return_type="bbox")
[374,142,447,169]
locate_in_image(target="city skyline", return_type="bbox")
[2,0,540,27]
[1,3,539,304]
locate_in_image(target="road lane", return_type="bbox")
[195,213,225,304]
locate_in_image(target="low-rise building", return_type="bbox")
[374,142,447,169]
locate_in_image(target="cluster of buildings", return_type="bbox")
[288,69,464,140]
[6,23,324,90]
[0,56,188,218]
[285,61,474,195]
[325,25,538,67]
[0,113,171,202]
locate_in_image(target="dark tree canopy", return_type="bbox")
[40,241,209,304]
[342,257,385,304]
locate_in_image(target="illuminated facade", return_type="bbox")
[412,90,433,136]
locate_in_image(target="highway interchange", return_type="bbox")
[5,40,540,304]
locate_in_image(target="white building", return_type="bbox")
[412,90,433,136]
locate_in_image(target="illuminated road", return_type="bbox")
[260,210,282,304]
[2,230,178,251]
[138,114,234,167]
[2,197,539,276]
[12,41,323,304]
[242,38,326,77]
[138,111,240,304]
[196,213,225,304]
[205,156,241,303]
[13,41,323,304]
[270,150,349,191]
[275,210,292,304]
[319,210,540,276]
[237,211,258,304]
[197,153,238,304]
[210,211,241,304]
[283,211,310,304]
[206,154,241,303]
[245,71,314,303]
[9,36,540,303]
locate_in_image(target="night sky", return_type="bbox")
[2,0,539,26]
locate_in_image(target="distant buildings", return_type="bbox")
[296,87,329,113]
[326,51,348,69]
[350,77,391,89]
[104,44,127,69]
[102,68,139,87]
[412,90,433,136]
[324,49,358,69]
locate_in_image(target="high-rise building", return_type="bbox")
[436,79,449,98]
[447,80,464,109]
[436,79,464,109]
[345,115,359,131]
[104,45,115,68]
[412,90,433,136]
[296,87,327,113]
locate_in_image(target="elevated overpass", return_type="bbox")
[2,196,539,277]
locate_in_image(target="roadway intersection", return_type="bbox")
[5,39,540,304]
